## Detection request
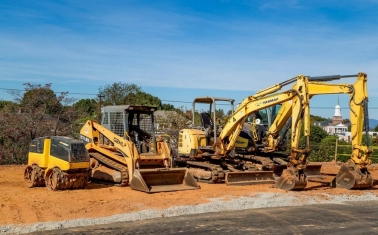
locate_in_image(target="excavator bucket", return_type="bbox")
[331,160,373,189]
[274,165,307,191]
[130,168,200,193]
[304,164,323,179]
[273,164,322,180]
[225,171,275,186]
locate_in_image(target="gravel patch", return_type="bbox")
[1,192,377,234]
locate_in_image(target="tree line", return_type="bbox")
[1,82,377,165]
[0,82,177,164]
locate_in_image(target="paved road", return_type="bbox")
[37,201,378,235]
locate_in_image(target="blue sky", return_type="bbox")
[1,0,378,119]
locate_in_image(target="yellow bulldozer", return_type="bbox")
[79,105,200,193]
[24,136,90,190]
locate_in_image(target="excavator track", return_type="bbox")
[186,161,225,183]
[90,152,129,187]
[234,155,275,170]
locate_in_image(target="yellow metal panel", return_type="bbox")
[28,138,51,168]
[235,137,249,148]
[70,162,90,169]
[28,152,48,168]
[47,155,89,171]
[178,129,206,155]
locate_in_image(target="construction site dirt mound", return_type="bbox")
[1,163,377,226]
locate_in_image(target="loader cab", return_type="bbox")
[101,105,157,153]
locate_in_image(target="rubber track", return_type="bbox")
[90,152,129,186]
[186,161,225,183]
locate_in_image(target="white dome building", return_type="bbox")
[314,99,348,138]
[332,103,343,125]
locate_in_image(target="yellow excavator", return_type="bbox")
[274,72,373,190]
[218,73,373,190]
[177,75,318,185]
[178,72,373,190]
[24,136,90,190]
[80,105,200,193]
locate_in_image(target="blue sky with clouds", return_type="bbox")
[1,0,378,119]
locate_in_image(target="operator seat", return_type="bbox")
[200,112,213,129]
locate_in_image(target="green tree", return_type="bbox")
[308,135,337,162]
[310,115,328,123]
[73,99,98,117]
[0,100,12,110]
[373,124,378,132]
[161,103,175,111]
[215,108,225,119]
[0,100,18,112]
[362,133,373,146]
[20,83,64,115]
[308,124,329,144]
[99,82,141,105]
[124,91,162,107]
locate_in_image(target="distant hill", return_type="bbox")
[369,119,378,129]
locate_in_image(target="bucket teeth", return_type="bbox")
[274,165,307,191]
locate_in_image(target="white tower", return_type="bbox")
[332,96,342,124]
[334,104,341,116]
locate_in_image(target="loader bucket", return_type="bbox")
[331,161,373,189]
[304,164,322,180]
[274,165,307,191]
[225,171,275,186]
[130,168,200,193]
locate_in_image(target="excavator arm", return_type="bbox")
[215,75,313,155]
[212,75,313,187]
[273,72,373,190]
[217,72,372,190]
[215,89,302,155]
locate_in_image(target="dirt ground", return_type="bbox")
[1,163,378,226]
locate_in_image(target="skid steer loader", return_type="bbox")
[80,105,199,193]
[24,136,90,190]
